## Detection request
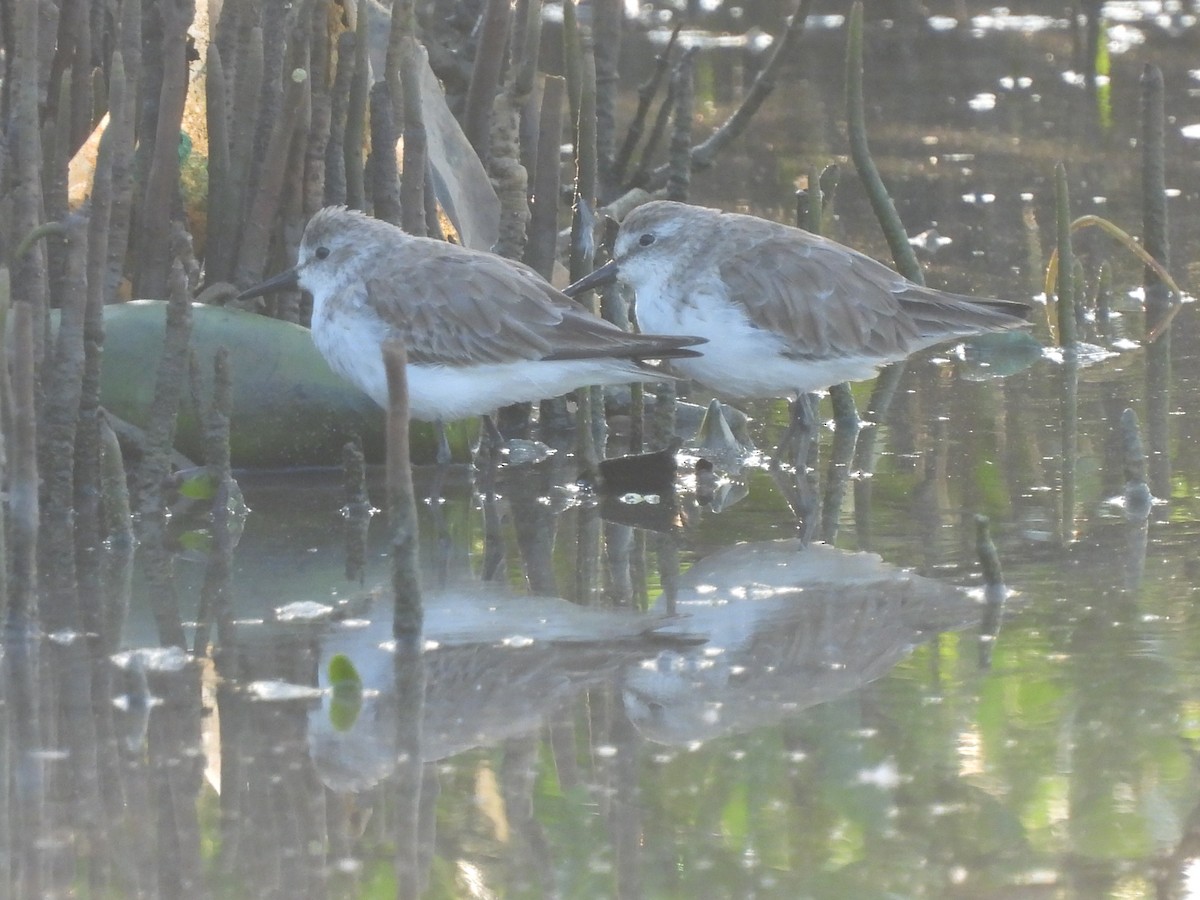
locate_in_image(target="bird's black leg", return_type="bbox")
[774,392,819,471]
[770,392,822,544]
[481,414,505,452]
[435,421,453,467]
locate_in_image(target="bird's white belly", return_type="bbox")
[635,283,888,397]
[311,305,656,421]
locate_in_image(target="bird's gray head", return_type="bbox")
[561,200,710,299]
[610,200,704,280]
[237,206,403,302]
[294,206,392,292]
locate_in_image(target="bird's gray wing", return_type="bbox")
[364,250,561,365]
[365,248,679,366]
[716,233,925,360]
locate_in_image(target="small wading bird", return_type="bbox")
[238,206,707,462]
[567,200,1032,454]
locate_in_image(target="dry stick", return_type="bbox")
[8,298,38,632]
[302,0,332,218]
[1054,162,1078,546]
[975,514,1007,669]
[1117,406,1152,589]
[1121,407,1151,510]
[808,165,860,546]
[569,24,603,468]
[846,4,920,284]
[229,23,265,250]
[195,348,234,656]
[325,30,355,206]
[104,0,141,304]
[136,261,193,648]
[368,80,403,225]
[646,54,696,454]
[342,440,370,585]
[383,339,422,640]
[383,0,427,237]
[11,0,48,383]
[626,63,678,191]
[344,5,370,210]
[134,0,194,301]
[0,272,9,616]
[647,0,816,190]
[69,0,93,153]
[256,0,291,171]
[384,0,415,117]
[204,42,235,283]
[98,416,134,547]
[518,73,542,202]
[843,2,913,551]
[391,619,426,900]
[463,0,514,166]
[514,0,544,100]
[1094,262,1113,342]
[0,0,11,120]
[234,62,311,287]
[519,75,565,435]
[592,0,621,197]
[524,75,565,279]
[491,0,542,261]
[1055,166,1076,350]
[44,0,73,114]
[46,77,73,315]
[665,55,693,203]
[90,68,106,131]
[491,102,532,260]
[75,54,124,635]
[398,38,428,238]
[562,0,583,127]
[610,22,680,190]
[423,171,444,240]
[1141,63,1171,508]
[211,0,244,88]
[277,64,312,324]
[40,214,90,630]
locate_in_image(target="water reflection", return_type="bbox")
[7,2,1200,897]
[0,456,996,896]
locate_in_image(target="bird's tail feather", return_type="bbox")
[899,287,1033,339]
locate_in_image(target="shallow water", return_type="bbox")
[8,5,1200,899]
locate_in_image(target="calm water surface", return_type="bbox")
[10,5,1200,898]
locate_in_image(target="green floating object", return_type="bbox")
[98,300,474,468]
[327,653,364,732]
[176,465,219,500]
[327,652,362,687]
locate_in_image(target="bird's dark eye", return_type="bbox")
[315,246,330,260]
[638,233,656,247]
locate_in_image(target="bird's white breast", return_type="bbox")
[631,271,890,398]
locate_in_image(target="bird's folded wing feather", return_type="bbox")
[364,251,574,365]
[367,248,681,366]
[716,235,924,359]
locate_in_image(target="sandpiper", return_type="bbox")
[238,207,706,436]
[567,200,1031,399]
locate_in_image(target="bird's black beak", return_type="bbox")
[237,266,300,301]
[562,259,619,299]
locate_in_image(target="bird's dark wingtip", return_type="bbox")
[654,347,705,360]
[648,334,707,360]
[980,297,1036,321]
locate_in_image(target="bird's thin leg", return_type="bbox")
[771,392,822,544]
[774,392,819,470]
[435,421,453,467]
[481,414,505,451]
[470,415,506,476]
